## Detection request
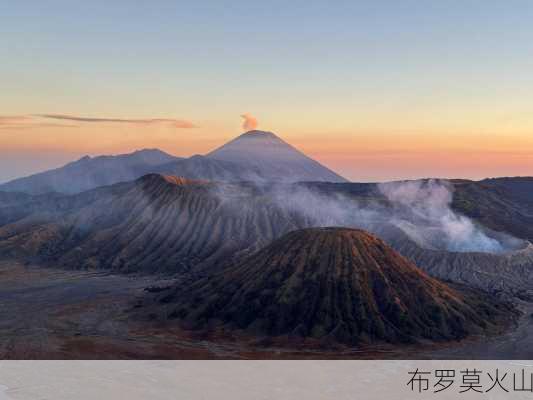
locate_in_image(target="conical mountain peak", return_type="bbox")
[162,227,511,345]
[207,130,348,183]
[238,130,280,139]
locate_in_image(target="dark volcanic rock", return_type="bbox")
[163,227,514,345]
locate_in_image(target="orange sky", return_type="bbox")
[1,114,533,183]
[2,2,533,182]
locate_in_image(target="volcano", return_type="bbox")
[162,227,513,345]
[207,130,348,183]
[0,174,308,273]
[2,174,533,295]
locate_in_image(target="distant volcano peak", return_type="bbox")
[206,129,348,183]
[239,130,279,139]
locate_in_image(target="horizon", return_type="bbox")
[2,1,533,182]
[1,128,531,185]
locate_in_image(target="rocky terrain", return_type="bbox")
[2,174,533,298]
[369,223,533,297]
[0,259,527,359]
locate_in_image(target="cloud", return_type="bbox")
[37,114,197,128]
[241,113,258,130]
[1,114,197,130]
[0,115,77,129]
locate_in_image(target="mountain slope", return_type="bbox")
[0,149,180,194]
[452,179,533,241]
[2,175,533,296]
[0,174,307,273]
[152,155,267,182]
[207,130,348,183]
[159,228,513,345]
[367,223,533,297]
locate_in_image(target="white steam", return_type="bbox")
[211,179,522,254]
[377,180,508,253]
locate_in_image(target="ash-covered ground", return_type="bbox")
[1,261,531,359]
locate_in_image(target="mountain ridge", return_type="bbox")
[0,148,180,194]
[2,173,533,296]
[0,130,348,194]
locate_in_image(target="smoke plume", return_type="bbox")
[241,114,258,131]
[376,179,512,252]
[212,178,522,254]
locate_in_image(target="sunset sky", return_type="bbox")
[2,1,533,182]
